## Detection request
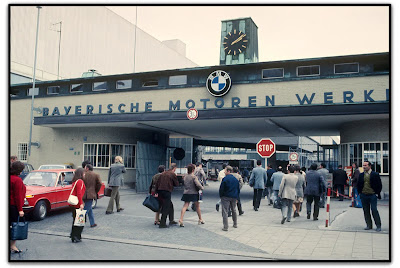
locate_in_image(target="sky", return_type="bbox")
[106,5,389,67]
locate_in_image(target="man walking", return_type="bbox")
[216,164,227,212]
[155,163,179,228]
[219,166,240,231]
[82,164,102,227]
[265,164,276,205]
[304,163,326,221]
[271,166,284,208]
[318,163,329,208]
[279,165,298,224]
[332,165,348,201]
[357,161,382,232]
[249,160,267,211]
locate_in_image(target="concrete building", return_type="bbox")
[10,52,390,196]
[10,6,197,84]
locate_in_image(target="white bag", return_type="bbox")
[68,179,83,205]
[74,209,87,226]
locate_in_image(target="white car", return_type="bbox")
[38,164,74,170]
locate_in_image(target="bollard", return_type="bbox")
[349,185,354,207]
[326,188,331,227]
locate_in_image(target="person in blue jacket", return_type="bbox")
[249,160,267,211]
[219,166,240,231]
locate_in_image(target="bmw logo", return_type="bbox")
[206,70,232,97]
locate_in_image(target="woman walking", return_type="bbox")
[293,165,306,217]
[106,156,126,214]
[178,164,204,227]
[69,168,86,243]
[10,161,26,253]
[278,165,298,224]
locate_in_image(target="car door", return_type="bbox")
[55,172,74,208]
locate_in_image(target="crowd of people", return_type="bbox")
[9,155,384,253]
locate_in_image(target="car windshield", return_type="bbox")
[39,165,65,170]
[23,172,58,187]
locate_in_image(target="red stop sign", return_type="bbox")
[257,138,276,158]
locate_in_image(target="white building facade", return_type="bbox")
[10,6,198,83]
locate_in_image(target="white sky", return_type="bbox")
[107,5,389,66]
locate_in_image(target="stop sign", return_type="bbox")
[256,138,276,158]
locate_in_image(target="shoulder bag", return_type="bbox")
[68,179,82,205]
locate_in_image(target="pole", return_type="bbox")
[57,21,62,79]
[133,6,138,73]
[28,6,42,159]
[326,188,331,227]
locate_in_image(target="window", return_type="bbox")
[297,65,320,77]
[27,87,39,96]
[83,143,136,168]
[334,63,359,74]
[71,84,83,93]
[169,75,187,86]
[364,143,382,173]
[142,80,158,87]
[349,143,363,168]
[262,68,284,79]
[18,143,28,162]
[341,142,389,174]
[93,81,107,91]
[47,86,60,95]
[382,142,389,174]
[116,79,132,89]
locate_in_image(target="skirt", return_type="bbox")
[10,205,19,224]
[181,194,199,202]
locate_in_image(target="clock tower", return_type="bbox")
[220,17,258,65]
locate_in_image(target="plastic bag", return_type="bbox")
[74,209,87,226]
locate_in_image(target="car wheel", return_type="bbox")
[91,198,97,209]
[33,200,48,221]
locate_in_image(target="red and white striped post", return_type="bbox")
[326,188,331,227]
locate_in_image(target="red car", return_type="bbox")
[22,169,105,221]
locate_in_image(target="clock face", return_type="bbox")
[223,29,248,56]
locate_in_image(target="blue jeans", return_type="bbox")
[360,193,381,228]
[83,199,95,226]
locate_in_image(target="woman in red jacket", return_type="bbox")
[10,161,26,253]
[69,168,86,243]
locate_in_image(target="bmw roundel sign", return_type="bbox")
[206,70,232,97]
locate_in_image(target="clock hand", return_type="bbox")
[231,34,246,45]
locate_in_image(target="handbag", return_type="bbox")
[273,196,282,209]
[104,187,112,197]
[11,216,28,240]
[74,209,87,226]
[68,179,82,205]
[143,194,160,212]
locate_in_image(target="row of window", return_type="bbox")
[339,142,389,174]
[35,75,188,96]
[17,142,137,169]
[262,62,360,79]
[27,62,377,96]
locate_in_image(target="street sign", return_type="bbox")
[289,152,299,162]
[187,108,198,120]
[289,152,299,164]
[256,138,276,158]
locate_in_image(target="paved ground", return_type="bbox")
[9,181,390,261]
